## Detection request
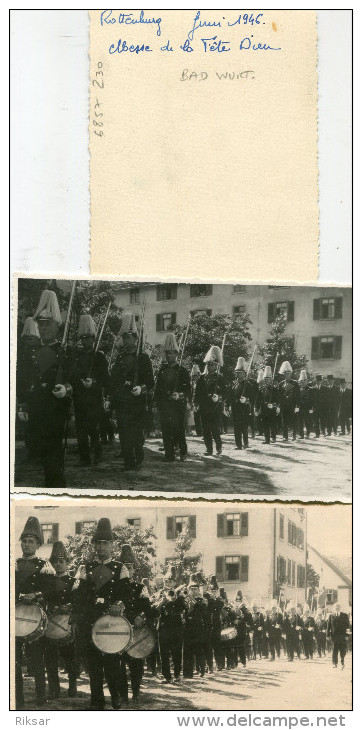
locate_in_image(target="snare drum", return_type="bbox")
[45,612,72,646]
[220,626,237,642]
[92,614,132,654]
[15,603,48,644]
[127,627,156,659]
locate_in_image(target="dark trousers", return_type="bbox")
[298,411,313,437]
[316,632,326,656]
[117,410,145,469]
[262,414,277,443]
[314,411,326,437]
[269,632,281,660]
[201,410,222,454]
[159,408,187,460]
[159,633,183,680]
[183,640,205,678]
[340,415,351,434]
[119,654,144,700]
[203,639,214,672]
[44,639,78,696]
[332,639,346,666]
[99,409,115,444]
[74,404,102,464]
[234,418,249,448]
[194,410,203,436]
[281,410,297,440]
[302,630,314,658]
[237,640,247,667]
[253,631,264,658]
[327,409,338,436]
[86,641,122,708]
[286,632,300,661]
[16,638,46,709]
[211,631,223,670]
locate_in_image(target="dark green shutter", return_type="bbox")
[287,301,295,322]
[75,522,82,535]
[207,309,212,317]
[189,515,196,538]
[311,337,319,360]
[205,284,213,296]
[217,514,225,537]
[52,523,59,542]
[332,589,338,603]
[313,299,320,320]
[170,313,176,328]
[166,517,175,539]
[334,297,343,318]
[240,555,249,582]
[156,314,162,332]
[171,284,177,300]
[240,512,248,537]
[334,336,342,359]
[268,303,275,323]
[156,286,162,301]
[216,556,224,581]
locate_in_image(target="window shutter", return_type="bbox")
[287,301,295,322]
[217,514,225,537]
[207,309,212,317]
[156,314,161,332]
[240,512,248,537]
[334,297,343,319]
[240,555,249,582]
[334,336,342,359]
[171,313,176,327]
[205,284,213,296]
[171,284,177,300]
[166,517,175,539]
[277,556,280,581]
[75,522,82,535]
[52,523,59,542]
[268,303,275,323]
[313,299,320,320]
[189,515,196,538]
[156,286,161,301]
[332,589,338,603]
[311,337,319,360]
[215,556,224,582]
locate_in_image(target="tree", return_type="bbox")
[307,562,320,609]
[70,281,123,356]
[162,526,204,586]
[64,523,157,581]
[256,314,309,378]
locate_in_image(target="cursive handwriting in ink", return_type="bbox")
[201,36,231,53]
[228,12,264,27]
[187,10,222,41]
[100,10,162,37]
[240,36,281,51]
[109,39,153,54]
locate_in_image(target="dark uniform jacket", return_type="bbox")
[265,611,283,636]
[109,350,154,417]
[158,596,186,639]
[46,573,76,613]
[278,380,300,413]
[184,598,208,644]
[283,614,304,635]
[255,384,279,415]
[299,386,317,414]
[327,612,349,640]
[70,349,109,410]
[72,559,131,627]
[339,388,352,418]
[194,373,225,415]
[15,556,55,606]
[25,341,72,435]
[325,384,341,415]
[154,363,191,409]
[228,380,255,420]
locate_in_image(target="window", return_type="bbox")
[287,559,292,586]
[292,561,296,587]
[297,565,306,588]
[41,523,59,545]
[156,312,176,331]
[233,305,246,315]
[313,297,342,320]
[215,555,249,582]
[190,284,213,298]
[311,336,342,360]
[326,589,338,604]
[277,556,286,582]
[127,518,141,528]
[268,286,291,290]
[75,520,96,534]
[130,287,140,304]
[217,512,248,537]
[233,285,246,294]
[166,515,196,539]
[156,284,177,301]
[296,527,304,550]
[190,309,212,318]
[287,521,304,549]
[268,301,295,323]
[279,514,284,540]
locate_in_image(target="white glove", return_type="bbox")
[275,623,280,629]
[132,386,142,396]
[18,411,29,422]
[239,396,246,404]
[40,561,56,575]
[120,565,130,579]
[212,394,219,403]
[82,378,93,389]
[309,409,314,414]
[53,384,67,399]
[294,407,300,413]
[308,627,313,632]
[267,403,273,409]
[266,632,269,638]
[171,392,180,401]
[276,406,281,415]
[255,410,260,417]
[75,564,87,580]
[258,626,262,631]
[104,399,111,412]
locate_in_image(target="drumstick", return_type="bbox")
[47,617,69,633]
[16,617,38,623]
[94,631,130,636]
[128,632,153,652]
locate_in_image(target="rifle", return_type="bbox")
[87,300,112,378]
[174,315,191,395]
[56,280,77,382]
[242,345,257,396]
[221,333,227,358]
[133,298,146,387]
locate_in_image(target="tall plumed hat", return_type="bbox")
[209,576,219,591]
[263,365,272,379]
[120,543,139,566]
[191,363,201,377]
[235,589,243,601]
[204,345,223,366]
[33,290,62,325]
[119,312,138,335]
[257,368,264,384]
[78,314,97,338]
[279,361,293,375]
[235,357,247,372]
[21,317,40,339]
[91,517,114,543]
[20,517,43,545]
[49,541,69,566]
[219,587,227,601]
[298,369,308,382]
[164,564,177,582]
[163,332,179,352]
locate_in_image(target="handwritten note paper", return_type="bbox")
[89,10,318,281]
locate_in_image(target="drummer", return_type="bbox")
[71,518,130,711]
[118,544,153,705]
[15,516,56,709]
[44,542,78,700]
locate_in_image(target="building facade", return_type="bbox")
[15,502,307,606]
[307,544,352,613]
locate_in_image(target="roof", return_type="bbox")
[308,544,352,587]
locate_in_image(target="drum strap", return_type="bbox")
[16,617,38,624]
[94,631,130,636]
[48,616,69,633]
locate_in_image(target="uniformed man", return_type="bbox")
[71,518,130,710]
[312,374,328,437]
[109,314,154,470]
[297,370,315,439]
[118,544,153,704]
[157,570,186,684]
[194,346,225,456]
[314,608,328,657]
[16,318,41,459]
[183,579,207,678]
[190,363,203,437]
[207,577,224,671]
[228,357,254,450]
[154,333,191,462]
[44,542,78,699]
[283,604,303,662]
[70,314,109,466]
[327,602,350,669]
[15,517,56,709]
[251,600,265,660]
[339,378,352,435]
[301,606,315,659]
[325,375,341,436]
[278,361,300,441]
[265,600,283,661]
[23,290,73,487]
[254,366,279,444]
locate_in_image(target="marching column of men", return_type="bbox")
[15,515,352,710]
[16,288,352,487]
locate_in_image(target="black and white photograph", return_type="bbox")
[13,497,352,712]
[13,277,352,499]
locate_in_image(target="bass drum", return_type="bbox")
[127,627,156,659]
[45,612,72,646]
[15,603,48,643]
[220,626,237,642]
[92,614,132,655]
